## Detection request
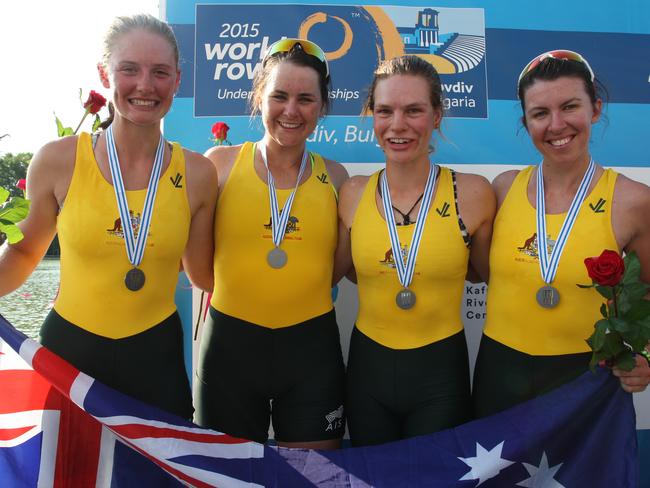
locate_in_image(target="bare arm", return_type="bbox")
[0,138,75,296]
[611,174,650,393]
[333,175,368,285]
[181,149,219,292]
[456,172,496,283]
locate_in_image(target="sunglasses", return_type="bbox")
[518,49,595,86]
[263,38,330,79]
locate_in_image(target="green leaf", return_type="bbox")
[608,317,630,333]
[623,300,650,324]
[602,332,626,357]
[92,114,101,132]
[622,252,641,285]
[614,350,636,372]
[0,187,8,202]
[0,222,24,244]
[577,283,594,289]
[590,319,609,350]
[595,284,613,300]
[620,282,649,305]
[0,197,30,224]
[600,302,608,318]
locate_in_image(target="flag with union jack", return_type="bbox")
[0,313,639,487]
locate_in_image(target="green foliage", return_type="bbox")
[55,114,74,137]
[586,252,650,372]
[0,187,30,244]
[0,152,31,198]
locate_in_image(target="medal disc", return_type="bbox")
[267,247,288,269]
[536,285,560,308]
[125,268,146,291]
[396,288,416,310]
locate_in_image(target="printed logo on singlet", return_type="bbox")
[517,232,556,259]
[317,172,329,184]
[589,198,606,213]
[170,172,183,188]
[106,211,151,239]
[436,201,451,218]
[325,405,343,432]
[263,212,300,234]
[379,244,408,268]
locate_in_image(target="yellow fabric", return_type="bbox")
[352,167,469,349]
[211,142,337,328]
[483,166,618,355]
[54,132,190,338]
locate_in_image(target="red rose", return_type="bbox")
[584,250,625,287]
[15,179,26,191]
[83,90,107,115]
[211,122,230,141]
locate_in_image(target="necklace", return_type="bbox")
[376,170,432,225]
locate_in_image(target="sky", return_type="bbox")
[0,0,159,156]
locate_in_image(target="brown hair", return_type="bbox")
[249,42,330,116]
[363,55,443,117]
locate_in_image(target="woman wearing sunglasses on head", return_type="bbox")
[472,50,650,418]
[0,14,217,418]
[335,55,496,447]
[196,39,349,448]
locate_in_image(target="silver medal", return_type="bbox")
[267,247,288,269]
[536,285,560,308]
[125,267,146,291]
[396,288,416,310]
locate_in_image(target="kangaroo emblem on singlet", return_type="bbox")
[379,245,408,269]
[517,232,555,259]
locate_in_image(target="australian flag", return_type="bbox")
[0,313,639,487]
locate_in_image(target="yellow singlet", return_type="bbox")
[483,166,618,355]
[54,133,190,339]
[211,142,337,328]
[352,167,469,349]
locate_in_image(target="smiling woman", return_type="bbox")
[336,55,496,447]
[0,13,218,420]
[472,49,650,418]
[196,38,349,450]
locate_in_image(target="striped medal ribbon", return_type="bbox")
[106,125,165,291]
[380,163,438,310]
[260,143,308,269]
[535,158,595,308]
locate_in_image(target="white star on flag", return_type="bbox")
[458,441,515,485]
[516,452,565,488]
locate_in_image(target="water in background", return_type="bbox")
[0,258,59,339]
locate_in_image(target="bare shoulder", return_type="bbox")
[323,157,349,191]
[454,171,493,197]
[204,144,242,168]
[28,136,78,202]
[453,170,496,231]
[491,169,520,204]
[339,174,371,227]
[614,173,650,212]
[30,136,77,173]
[183,148,218,187]
[203,144,243,188]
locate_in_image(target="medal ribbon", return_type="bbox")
[259,143,308,248]
[106,125,165,267]
[536,158,595,284]
[380,163,437,289]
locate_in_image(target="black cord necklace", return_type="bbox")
[376,171,424,226]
